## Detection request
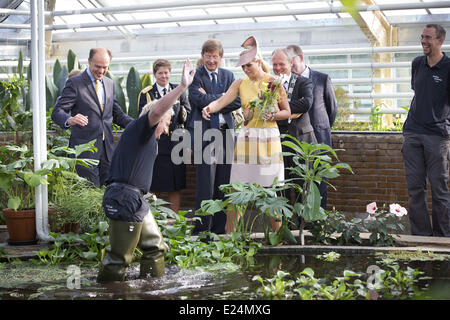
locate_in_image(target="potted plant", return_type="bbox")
[51,178,106,234]
[0,144,49,244]
[0,140,99,244]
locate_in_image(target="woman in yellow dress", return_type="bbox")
[202,36,290,233]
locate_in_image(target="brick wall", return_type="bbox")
[328,132,411,215]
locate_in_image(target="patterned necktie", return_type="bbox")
[210,72,219,129]
[96,79,105,140]
[211,72,217,94]
[283,80,289,92]
[162,88,167,96]
[95,79,103,112]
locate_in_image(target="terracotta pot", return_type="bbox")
[62,222,81,234]
[2,208,37,245]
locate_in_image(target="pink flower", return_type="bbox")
[389,203,407,217]
[366,202,377,214]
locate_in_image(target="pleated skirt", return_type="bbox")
[230,126,284,187]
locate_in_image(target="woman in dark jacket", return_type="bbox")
[138,59,191,213]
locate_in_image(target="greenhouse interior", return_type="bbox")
[0,0,449,304]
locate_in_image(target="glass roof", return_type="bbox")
[1,0,449,39]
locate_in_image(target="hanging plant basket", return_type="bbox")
[3,208,38,245]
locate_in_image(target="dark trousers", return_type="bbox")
[402,132,450,237]
[193,128,233,234]
[76,140,110,187]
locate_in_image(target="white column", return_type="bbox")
[31,0,51,242]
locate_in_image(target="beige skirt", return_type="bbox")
[230,126,284,187]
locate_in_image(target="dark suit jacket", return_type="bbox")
[277,75,315,143]
[187,66,241,136]
[51,70,133,161]
[307,69,338,146]
[138,83,191,155]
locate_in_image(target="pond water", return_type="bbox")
[1,252,449,300]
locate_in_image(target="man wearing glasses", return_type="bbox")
[187,39,241,235]
[402,24,450,237]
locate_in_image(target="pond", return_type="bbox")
[1,252,449,300]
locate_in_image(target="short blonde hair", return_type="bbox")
[139,100,158,117]
[139,100,174,119]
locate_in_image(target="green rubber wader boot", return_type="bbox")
[138,211,168,278]
[97,220,143,283]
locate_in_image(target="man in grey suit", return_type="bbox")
[52,48,134,187]
[287,44,338,210]
[272,48,315,209]
[187,39,241,235]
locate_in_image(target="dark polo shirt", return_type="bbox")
[106,112,157,193]
[403,53,450,137]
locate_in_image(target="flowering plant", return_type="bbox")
[364,202,407,246]
[247,78,281,125]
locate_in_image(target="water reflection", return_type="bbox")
[1,253,449,300]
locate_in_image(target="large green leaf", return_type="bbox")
[140,73,152,89]
[46,75,59,110]
[53,59,62,86]
[126,67,142,119]
[106,72,126,113]
[67,49,79,73]
[56,66,68,96]
[18,50,23,77]
[196,199,225,216]
[23,171,48,187]
[301,183,326,222]
[8,197,21,211]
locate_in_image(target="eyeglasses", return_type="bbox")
[203,54,220,61]
[420,35,438,41]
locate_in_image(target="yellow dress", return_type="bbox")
[230,73,284,187]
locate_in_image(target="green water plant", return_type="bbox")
[281,134,353,239]
[316,251,341,262]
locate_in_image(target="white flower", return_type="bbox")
[389,203,407,217]
[366,202,377,214]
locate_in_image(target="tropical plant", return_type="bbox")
[150,196,260,268]
[364,202,407,246]
[0,76,33,134]
[310,209,366,245]
[199,181,297,245]
[0,144,50,210]
[0,140,98,211]
[281,134,353,240]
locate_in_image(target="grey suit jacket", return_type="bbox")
[307,69,338,145]
[51,70,133,161]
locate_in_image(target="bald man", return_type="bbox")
[52,48,133,187]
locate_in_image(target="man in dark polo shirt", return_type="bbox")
[402,24,450,237]
[97,60,195,282]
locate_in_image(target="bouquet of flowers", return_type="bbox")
[247,78,281,125]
